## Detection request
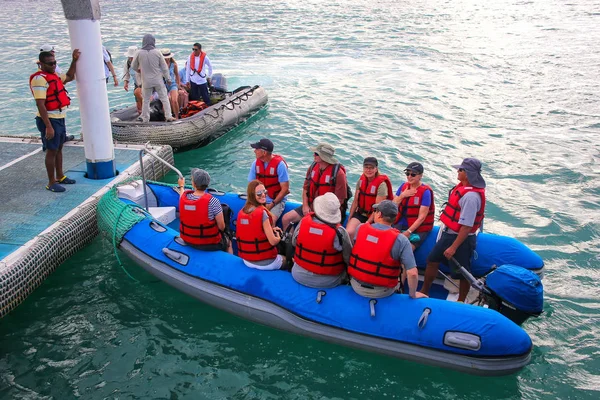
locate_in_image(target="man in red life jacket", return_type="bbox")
[30,49,80,193]
[291,193,353,288]
[185,42,213,106]
[248,138,290,222]
[282,142,348,230]
[348,200,428,299]
[419,158,486,302]
[177,169,233,253]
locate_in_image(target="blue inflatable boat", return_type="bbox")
[98,180,544,376]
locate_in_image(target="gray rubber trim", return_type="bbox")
[121,240,531,376]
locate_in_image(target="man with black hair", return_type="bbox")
[30,48,80,192]
[186,42,213,105]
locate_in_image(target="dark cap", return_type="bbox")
[404,162,424,174]
[191,168,210,187]
[372,200,398,219]
[363,157,378,167]
[250,138,274,153]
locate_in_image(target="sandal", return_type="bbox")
[46,183,66,192]
[58,176,76,184]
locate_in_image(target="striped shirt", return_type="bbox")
[185,193,223,220]
[30,72,68,119]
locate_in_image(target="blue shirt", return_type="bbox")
[394,184,432,229]
[248,158,289,203]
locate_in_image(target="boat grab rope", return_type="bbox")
[111,202,151,283]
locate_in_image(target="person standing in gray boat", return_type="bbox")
[132,34,175,122]
[186,43,213,106]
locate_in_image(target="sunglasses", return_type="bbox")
[458,168,465,172]
[313,152,320,157]
[192,48,199,51]
[42,61,57,66]
[256,190,267,196]
[405,171,419,177]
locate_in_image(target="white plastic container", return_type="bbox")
[149,207,176,225]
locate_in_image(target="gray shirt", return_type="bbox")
[354,223,416,271]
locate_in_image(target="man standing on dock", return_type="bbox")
[30,48,80,193]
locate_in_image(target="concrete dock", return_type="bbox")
[0,136,174,317]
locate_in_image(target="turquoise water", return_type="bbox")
[1,0,599,398]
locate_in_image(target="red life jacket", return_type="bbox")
[29,71,71,112]
[395,183,435,232]
[179,191,222,245]
[348,223,402,288]
[439,184,486,233]
[293,214,345,275]
[356,174,394,215]
[255,155,288,199]
[305,162,345,206]
[236,206,278,261]
[189,51,207,76]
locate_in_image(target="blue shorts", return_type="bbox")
[166,82,178,93]
[426,231,476,278]
[36,117,66,151]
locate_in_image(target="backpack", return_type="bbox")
[331,163,353,224]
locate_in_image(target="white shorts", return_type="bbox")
[243,254,283,271]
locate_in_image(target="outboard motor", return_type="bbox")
[210,73,228,93]
[483,264,543,325]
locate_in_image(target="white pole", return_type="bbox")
[61,0,115,179]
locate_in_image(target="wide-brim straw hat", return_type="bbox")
[124,45,138,57]
[161,48,175,59]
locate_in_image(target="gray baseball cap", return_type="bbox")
[372,200,398,219]
[191,168,210,187]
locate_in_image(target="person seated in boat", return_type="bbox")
[348,200,427,299]
[236,180,286,270]
[161,49,181,119]
[122,45,143,115]
[177,169,233,253]
[419,158,486,302]
[282,142,348,231]
[291,193,352,288]
[178,60,189,111]
[345,157,393,240]
[248,138,289,222]
[391,162,435,251]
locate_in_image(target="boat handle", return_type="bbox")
[316,291,326,304]
[369,299,377,317]
[174,236,187,246]
[162,248,190,266]
[418,307,432,329]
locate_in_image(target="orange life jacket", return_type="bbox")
[189,51,207,77]
[305,162,345,206]
[179,191,222,245]
[439,184,486,233]
[179,100,207,118]
[236,206,279,261]
[255,155,288,199]
[356,174,394,215]
[395,183,435,232]
[293,214,345,275]
[29,71,71,112]
[348,223,402,288]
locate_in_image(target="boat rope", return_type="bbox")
[111,203,150,283]
[418,307,432,329]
